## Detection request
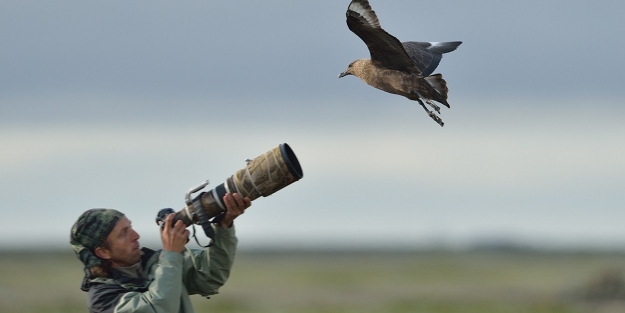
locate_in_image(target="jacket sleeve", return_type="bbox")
[182,224,238,296]
[112,251,184,313]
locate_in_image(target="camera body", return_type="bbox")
[155,208,175,229]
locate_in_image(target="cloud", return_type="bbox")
[2,96,624,249]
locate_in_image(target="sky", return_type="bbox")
[1,1,624,251]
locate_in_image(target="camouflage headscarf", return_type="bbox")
[70,208,125,269]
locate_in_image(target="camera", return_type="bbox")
[155,143,303,243]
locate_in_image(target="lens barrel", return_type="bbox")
[174,143,303,226]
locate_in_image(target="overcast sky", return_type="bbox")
[1,1,624,251]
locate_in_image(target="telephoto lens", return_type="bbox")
[161,143,303,242]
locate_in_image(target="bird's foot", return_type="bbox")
[426,99,441,114]
[417,98,445,127]
[428,112,444,127]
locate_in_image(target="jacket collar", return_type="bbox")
[84,247,158,291]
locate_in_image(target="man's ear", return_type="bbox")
[94,246,111,260]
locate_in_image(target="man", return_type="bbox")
[70,192,251,313]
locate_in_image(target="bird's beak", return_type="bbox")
[338,70,350,78]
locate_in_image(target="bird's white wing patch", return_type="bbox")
[348,1,380,28]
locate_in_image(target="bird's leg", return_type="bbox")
[425,99,441,114]
[417,98,444,127]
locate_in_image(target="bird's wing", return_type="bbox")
[346,0,420,75]
[402,41,462,77]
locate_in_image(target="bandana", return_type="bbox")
[70,208,124,289]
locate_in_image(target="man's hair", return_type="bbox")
[89,240,113,278]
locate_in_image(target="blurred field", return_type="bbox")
[2,249,625,313]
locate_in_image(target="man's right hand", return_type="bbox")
[161,213,189,253]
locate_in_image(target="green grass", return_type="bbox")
[2,249,624,313]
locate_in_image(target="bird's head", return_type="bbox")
[338,63,355,78]
[339,59,368,78]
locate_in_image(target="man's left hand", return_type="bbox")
[220,193,251,228]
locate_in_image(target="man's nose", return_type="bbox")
[131,228,140,240]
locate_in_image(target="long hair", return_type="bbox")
[88,241,113,278]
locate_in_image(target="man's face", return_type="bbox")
[98,216,142,267]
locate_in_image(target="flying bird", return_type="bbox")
[339,0,462,126]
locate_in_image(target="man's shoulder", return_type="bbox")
[88,283,128,313]
[140,247,159,264]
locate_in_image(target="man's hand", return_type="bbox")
[161,213,189,253]
[221,193,251,228]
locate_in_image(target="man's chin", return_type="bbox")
[133,249,144,262]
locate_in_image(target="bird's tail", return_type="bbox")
[424,74,450,108]
[429,41,462,54]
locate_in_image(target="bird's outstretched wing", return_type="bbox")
[346,0,420,75]
[402,41,463,77]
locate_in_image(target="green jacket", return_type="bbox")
[87,226,238,313]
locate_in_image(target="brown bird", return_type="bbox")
[339,0,462,126]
